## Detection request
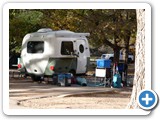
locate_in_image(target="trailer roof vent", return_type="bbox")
[37,28,52,33]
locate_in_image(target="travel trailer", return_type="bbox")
[18,28,90,81]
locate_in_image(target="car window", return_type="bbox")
[128,52,133,55]
[102,54,106,58]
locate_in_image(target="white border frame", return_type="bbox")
[3,2,151,115]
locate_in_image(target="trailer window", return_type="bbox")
[61,41,74,55]
[79,44,84,53]
[27,41,44,53]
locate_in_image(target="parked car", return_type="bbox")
[101,50,134,63]
[9,53,20,68]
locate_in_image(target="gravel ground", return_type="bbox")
[9,64,134,109]
[18,90,131,109]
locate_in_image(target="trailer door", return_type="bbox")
[75,39,87,74]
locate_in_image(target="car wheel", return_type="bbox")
[128,58,132,63]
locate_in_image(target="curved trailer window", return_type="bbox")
[27,41,44,53]
[61,41,74,55]
[79,44,84,53]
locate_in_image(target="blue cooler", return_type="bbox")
[96,59,111,68]
[58,73,71,86]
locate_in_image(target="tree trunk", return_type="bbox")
[113,46,120,64]
[124,30,131,64]
[127,9,145,109]
[124,31,131,86]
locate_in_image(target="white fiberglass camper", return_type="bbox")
[18,28,90,81]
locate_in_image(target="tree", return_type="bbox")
[72,9,136,63]
[127,9,145,108]
[9,9,136,60]
[9,10,43,53]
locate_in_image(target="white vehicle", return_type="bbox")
[18,28,90,81]
[101,50,134,63]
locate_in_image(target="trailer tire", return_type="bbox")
[31,75,41,81]
[69,69,76,76]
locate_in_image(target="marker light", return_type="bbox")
[50,66,54,71]
[18,64,22,68]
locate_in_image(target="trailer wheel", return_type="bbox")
[69,69,76,76]
[31,75,41,81]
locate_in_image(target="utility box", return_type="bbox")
[96,59,111,68]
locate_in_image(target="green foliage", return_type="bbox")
[9,10,43,53]
[9,9,136,57]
